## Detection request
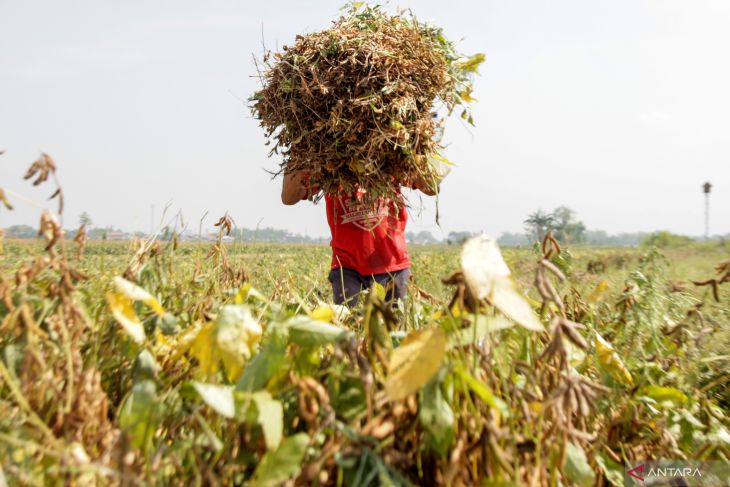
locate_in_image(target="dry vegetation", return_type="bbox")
[250,3,483,200]
[1,155,729,486]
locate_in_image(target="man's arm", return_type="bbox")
[281,171,308,205]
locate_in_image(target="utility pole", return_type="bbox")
[703,182,712,240]
[150,204,155,236]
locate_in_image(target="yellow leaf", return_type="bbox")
[448,301,463,318]
[587,280,610,303]
[389,119,405,130]
[191,322,218,377]
[596,333,633,385]
[461,235,544,331]
[372,282,387,301]
[188,306,263,382]
[430,152,455,166]
[154,329,173,349]
[175,322,202,355]
[385,328,447,401]
[458,87,477,103]
[113,276,164,315]
[640,385,687,406]
[235,283,267,304]
[455,53,486,73]
[427,153,453,182]
[309,306,334,323]
[106,292,145,344]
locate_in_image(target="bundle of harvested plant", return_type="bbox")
[251,3,483,200]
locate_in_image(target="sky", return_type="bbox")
[1,0,729,239]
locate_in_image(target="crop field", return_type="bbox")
[2,0,729,484]
[1,226,729,485]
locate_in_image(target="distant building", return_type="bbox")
[106,231,130,240]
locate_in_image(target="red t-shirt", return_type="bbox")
[325,191,410,275]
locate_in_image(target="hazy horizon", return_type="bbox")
[2,0,729,240]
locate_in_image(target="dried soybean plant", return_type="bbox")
[693,259,730,302]
[530,233,611,479]
[251,2,484,201]
[0,150,14,211]
[0,154,119,481]
[208,213,247,288]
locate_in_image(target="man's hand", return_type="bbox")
[411,175,439,196]
[281,171,308,205]
[281,171,320,205]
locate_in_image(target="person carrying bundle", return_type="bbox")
[281,171,436,306]
[251,4,483,305]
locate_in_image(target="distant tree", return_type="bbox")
[446,231,474,245]
[5,224,37,239]
[524,210,554,242]
[551,206,586,243]
[160,226,172,241]
[79,212,93,228]
[584,230,648,247]
[498,232,529,246]
[640,231,694,248]
[407,230,438,244]
[88,226,113,240]
[525,207,586,243]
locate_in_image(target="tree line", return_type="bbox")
[4,208,726,246]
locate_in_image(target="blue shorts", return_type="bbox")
[328,267,410,306]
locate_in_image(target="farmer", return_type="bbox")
[281,172,437,306]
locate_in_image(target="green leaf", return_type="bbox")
[564,442,596,487]
[640,385,688,406]
[454,365,510,418]
[594,451,624,487]
[133,349,159,381]
[252,433,309,487]
[157,313,179,335]
[192,382,235,418]
[372,282,387,301]
[450,315,513,346]
[252,391,283,450]
[118,380,159,452]
[236,330,288,391]
[285,316,353,347]
[329,377,366,420]
[193,411,224,452]
[419,371,454,456]
[385,327,447,401]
